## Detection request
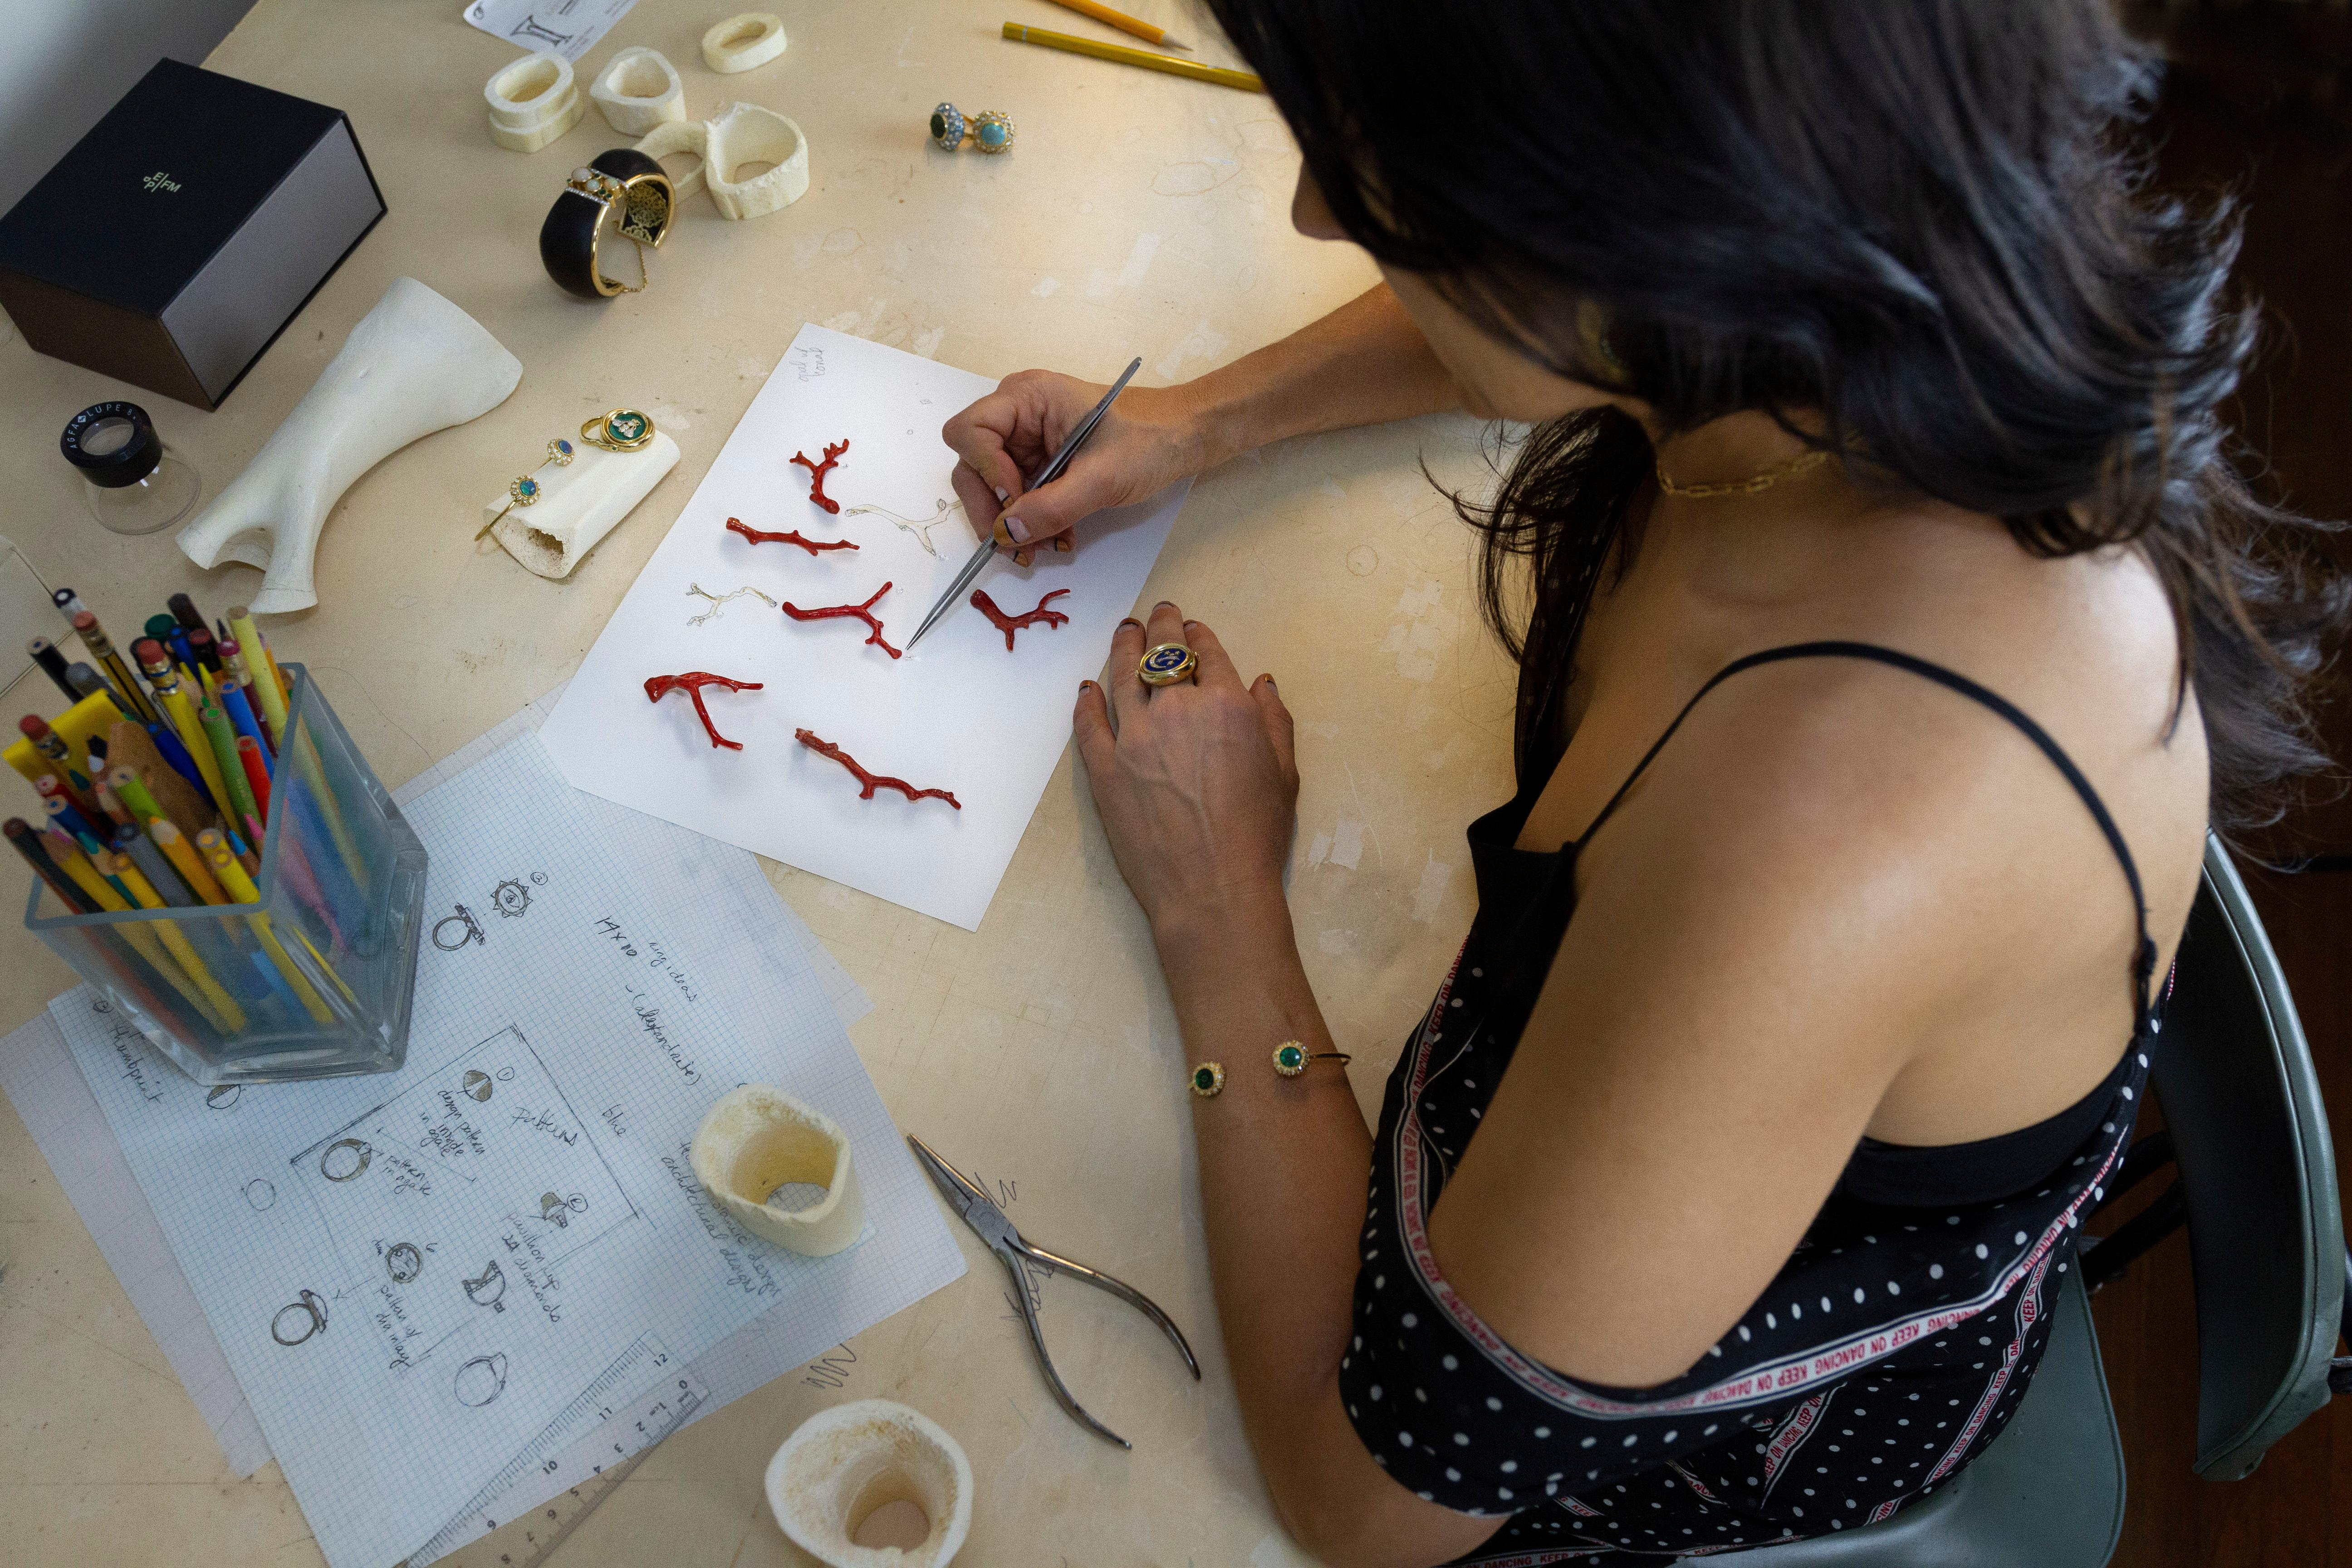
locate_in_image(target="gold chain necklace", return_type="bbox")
[1655,446,1830,499]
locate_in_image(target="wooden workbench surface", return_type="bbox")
[0,3,1516,1563]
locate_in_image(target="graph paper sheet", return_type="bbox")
[0,682,877,1481]
[539,324,1190,930]
[35,731,954,1568]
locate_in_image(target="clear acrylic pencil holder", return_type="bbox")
[24,663,430,1085]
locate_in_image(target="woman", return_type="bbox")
[944,4,2342,1563]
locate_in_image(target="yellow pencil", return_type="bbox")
[108,851,248,1031]
[203,833,333,1024]
[150,818,230,904]
[1043,0,1190,50]
[41,838,217,1029]
[148,663,236,824]
[1000,23,1263,92]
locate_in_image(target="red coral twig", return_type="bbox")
[972,588,1072,652]
[645,671,764,751]
[727,516,858,555]
[795,729,961,809]
[790,439,849,514]
[779,582,902,659]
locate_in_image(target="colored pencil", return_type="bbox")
[150,818,229,905]
[34,828,224,1031]
[6,817,93,912]
[227,608,289,740]
[41,791,107,853]
[235,735,273,823]
[141,652,235,823]
[116,822,196,906]
[204,831,334,1023]
[1000,22,1262,91]
[198,696,262,833]
[107,849,248,1031]
[217,677,269,764]
[1043,0,1191,49]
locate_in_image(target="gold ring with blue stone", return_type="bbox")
[971,110,1016,153]
[929,102,968,150]
[581,408,655,451]
[1138,642,1198,687]
[1271,1041,1352,1077]
[1189,1061,1225,1098]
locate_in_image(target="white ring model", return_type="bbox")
[702,13,789,74]
[589,46,686,135]
[484,429,681,579]
[689,1085,863,1254]
[637,102,810,220]
[483,51,582,153]
[765,1401,972,1568]
[176,279,523,614]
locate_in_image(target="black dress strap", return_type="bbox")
[1578,641,2160,1027]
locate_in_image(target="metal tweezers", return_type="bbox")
[908,1133,1200,1448]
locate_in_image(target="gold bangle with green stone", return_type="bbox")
[1271,1041,1352,1077]
[1189,1062,1226,1098]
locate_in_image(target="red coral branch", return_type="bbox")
[645,671,764,751]
[727,516,858,555]
[790,438,850,514]
[972,588,1072,652]
[779,582,902,659]
[795,729,962,809]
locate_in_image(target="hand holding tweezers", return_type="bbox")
[908,1133,1200,1448]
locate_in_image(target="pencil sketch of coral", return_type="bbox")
[842,496,963,557]
[685,581,779,625]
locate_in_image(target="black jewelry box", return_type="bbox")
[0,59,386,411]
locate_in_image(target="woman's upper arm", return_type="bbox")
[1426,675,1994,1388]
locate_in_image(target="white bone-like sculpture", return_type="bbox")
[589,46,685,135]
[484,51,582,152]
[766,1401,973,1568]
[637,102,810,220]
[177,278,522,614]
[703,12,788,74]
[485,430,680,579]
[690,1085,864,1255]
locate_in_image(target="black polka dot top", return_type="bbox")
[1340,645,2162,1561]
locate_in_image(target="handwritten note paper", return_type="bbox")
[539,325,1190,929]
[49,735,875,1568]
[459,0,636,61]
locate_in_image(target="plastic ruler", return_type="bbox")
[404,1333,708,1568]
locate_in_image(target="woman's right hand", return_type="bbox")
[942,372,1215,554]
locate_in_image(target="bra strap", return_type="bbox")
[1579,641,2159,1028]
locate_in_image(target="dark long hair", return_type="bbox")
[1202,0,2346,834]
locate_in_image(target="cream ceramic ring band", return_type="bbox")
[766,1401,972,1568]
[590,46,686,136]
[637,103,811,220]
[689,1085,864,1254]
[484,52,584,153]
[704,12,789,74]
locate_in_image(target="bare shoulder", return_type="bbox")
[1426,529,2208,1384]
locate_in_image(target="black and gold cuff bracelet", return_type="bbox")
[539,147,676,299]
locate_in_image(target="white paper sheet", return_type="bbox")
[44,734,903,1568]
[459,0,634,61]
[539,325,1190,930]
[0,681,877,1483]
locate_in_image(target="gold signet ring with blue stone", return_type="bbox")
[1138,642,1198,687]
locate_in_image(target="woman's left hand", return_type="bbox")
[1075,602,1299,940]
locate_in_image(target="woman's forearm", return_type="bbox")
[1176,284,1462,469]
